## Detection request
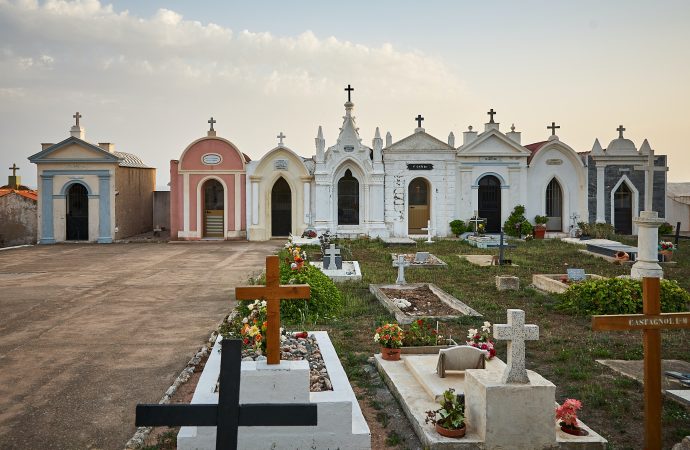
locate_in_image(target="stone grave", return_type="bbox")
[533,268,606,294]
[391,252,447,268]
[465,234,502,249]
[562,237,638,263]
[369,282,481,324]
[311,244,362,282]
[375,309,608,449]
[460,232,518,267]
[288,233,320,247]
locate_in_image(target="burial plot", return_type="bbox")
[390,252,447,268]
[311,244,362,282]
[533,269,606,294]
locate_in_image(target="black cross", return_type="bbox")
[547,122,560,136]
[208,117,217,131]
[415,114,424,128]
[487,108,496,123]
[9,163,19,177]
[617,124,626,138]
[497,230,516,265]
[73,112,82,127]
[344,84,354,102]
[135,339,317,449]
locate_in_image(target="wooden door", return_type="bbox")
[478,175,501,233]
[66,183,88,240]
[271,178,292,237]
[408,178,430,234]
[614,183,633,235]
[203,179,224,238]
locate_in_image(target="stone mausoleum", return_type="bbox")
[0,164,37,247]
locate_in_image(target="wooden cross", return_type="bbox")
[617,124,626,138]
[208,117,217,131]
[547,121,560,136]
[135,339,317,449]
[277,131,286,146]
[493,309,539,384]
[325,244,341,271]
[415,114,424,128]
[487,108,496,123]
[235,256,310,364]
[8,163,19,177]
[592,277,690,450]
[73,112,82,127]
[634,149,667,211]
[344,84,354,102]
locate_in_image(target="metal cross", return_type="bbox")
[135,339,318,450]
[344,84,354,102]
[497,231,516,265]
[208,117,217,131]
[277,132,286,146]
[325,244,341,271]
[617,124,626,138]
[493,309,539,384]
[487,108,496,123]
[547,121,560,136]
[73,112,82,127]
[9,163,19,177]
[415,114,424,128]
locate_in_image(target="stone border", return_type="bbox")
[390,253,448,268]
[532,274,605,294]
[369,283,481,324]
[310,261,362,282]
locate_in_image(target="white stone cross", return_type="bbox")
[493,309,539,384]
[394,254,410,285]
[277,131,286,146]
[634,149,666,212]
[325,244,341,271]
[421,220,434,243]
[468,216,485,235]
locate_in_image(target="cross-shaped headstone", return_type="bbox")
[547,121,560,136]
[421,220,433,243]
[235,256,310,364]
[135,339,317,449]
[487,108,496,123]
[592,277,690,450]
[493,309,539,384]
[634,149,667,211]
[208,117,217,131]
[344,84,354,102]
[394,254,410,285]
[497,231,516,265]
[9,163,19,177]
[468,216,485,236]
[415,114,424,128]
[277,131,286,146]
[617,124,626,138]
[73,112,82,127]
[325,244,341,271]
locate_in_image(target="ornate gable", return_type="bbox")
[458,130,531,157]
[28,136,121,164]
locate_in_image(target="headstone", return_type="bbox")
[493,309,539,384]
[323,244,342,270]
[436,345,487,377]
[566,268,586,281]
[495,275,519,291]
[394,254,410,285]
[414,251,429,263]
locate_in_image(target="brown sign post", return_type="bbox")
[235,255,311,365]
[592,277,690,450]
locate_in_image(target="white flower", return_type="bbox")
[374,333,380,342]
[261,300,267,308]
[242,318,248,324]
[247,304,254,311]
[482,321,492,332]
[467,328,478,339]
[290,262,297,269]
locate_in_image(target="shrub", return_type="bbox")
[577,222,615,239]
[659,222,674,236]
[278,262,343,324]
[534,215,549,225]
[449,219,466,236]
[504,205,533,237]
[557,278,690,315]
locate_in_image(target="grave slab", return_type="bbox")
[667,390,690,407]
[391,253,448,268]
[465,234,502,249]
[310,260,362,282]
[458,255,494,266]
[382,236,416,246]
[533,274,606,294]
[288,235,320,246]
[596,359,690,395]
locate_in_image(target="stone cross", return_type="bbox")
[634,149,666,211]
[487,108,496,123]
[73,112,82,127]
[421,220,433,243]
[135,339,317,449]
[9,163,19,177]
[208,117,217,131]
[277,131,286,146]
[592,278,690,450]
[394,254,410,285]
[235,256,310,364]
[617,124,626,138]
[547,121,560,136]
[493,309,539,384]
[325,244,341,271]
[344,84,354,102]
[415,114,424,128]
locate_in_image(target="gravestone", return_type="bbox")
[322,244,343,271]
[493,309,539,384]
[414,252,429,263]
[393,254,410,285]
[566,268,586,282]
[421,220,434,243]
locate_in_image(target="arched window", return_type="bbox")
[338,169,359,225]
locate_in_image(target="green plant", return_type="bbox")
[534,215,549,225]
[449,219,466,236]
[503,205,533,237]
[374,323,405,348]
[425,388,465,430]
[403,318,443,346]
[577,222,615,239]
[278,262,343,323]
[557,278,690,315]
[659,222,674,236]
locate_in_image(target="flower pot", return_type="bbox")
[435,423,466,438]
[534,226,546,239]
[560,424,588,436]
[660,250,673,262]
[381,347,401,361]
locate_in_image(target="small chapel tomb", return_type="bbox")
[390,252,447,268]
[369,283,481,324]
[532,273,606,294]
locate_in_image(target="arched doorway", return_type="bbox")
[614,183,633,235]
[478,175,501,233]
[271,177,292,237]
[408,178,430,234]
[545,178,563,231]
[203,179,224,238]
[338,169,359,225]
[66,183,88,240]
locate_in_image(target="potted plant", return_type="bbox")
[556,398,588,436]
[466,321,496,359]
[374,323,404,361]
[659,241,676,262]
[534,215,549,239]
[425,388,466,438]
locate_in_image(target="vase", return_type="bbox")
[381,347,401,361]
[560,424,588,436]
[660,250,673,262]
[534,226,546,239]
[435,423,466,438]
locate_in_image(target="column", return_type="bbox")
[40,175,55,244]
[97,174,112,243]
[303,182,310,225]
[234,174,241,233]
[251,182,259,225]
[596,165,605,222]
[631,211,664,279]
[183,173,190,234]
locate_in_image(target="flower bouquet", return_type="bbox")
[466,321,496,359]
[556,398,587,436]
[284,238,307,270]
[374,323,404,361]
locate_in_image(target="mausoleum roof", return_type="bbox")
[114,151,150,168]
[0,188,37,201]
[605,137,638,155]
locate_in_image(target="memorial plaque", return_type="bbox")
[344,145,355,152]
[202,153,222,165]
[566,268,586,281]
[414,252,429,263]
[274,159,288,170]
[407,163,433,170]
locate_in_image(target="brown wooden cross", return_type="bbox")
[235,256,310,364]
[592,277,690,450]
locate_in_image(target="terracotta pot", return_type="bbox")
[660,250,673,262]
[560,424,588,436]
[381,347,401,361]
[435,423,466,438]
[615,251,630,262]
[534,226,546,239]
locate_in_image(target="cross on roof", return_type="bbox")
[235,256,310,364]
[135,339,318,449]
[9,163,19,177]
[393,254,410,285]
[277,131,286,146]
[487,108,496,123]
[493,309,539,384]
[592,278,690,449]
[344,84,354,102]
[73,112,82,127]
[617,124,626,138]
[325,244,341,271]
[547,121,560,136]
[415,114,424,128]
[208,117,217,131]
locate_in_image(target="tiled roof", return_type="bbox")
[114,151,150,168]
[0,188,38,201]
[525,141,549,164]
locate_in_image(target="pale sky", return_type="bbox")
[1,0,689,189]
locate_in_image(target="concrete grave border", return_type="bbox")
[532,274,606,294]
[390,253,448,268]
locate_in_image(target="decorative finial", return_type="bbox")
[468,125,473,131]
[73,112,82,127]
[344,84,354,102]
[510,123,516,132]
[547,121,560,136]
[208,117,217,131]
[277,131,286,146]
[617,124,626,138]
[487,108,496,123]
